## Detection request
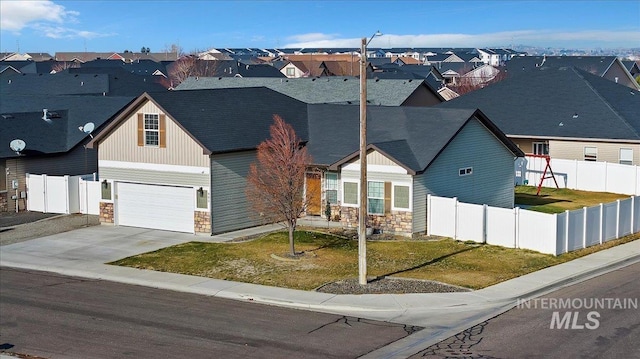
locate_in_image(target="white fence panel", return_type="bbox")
[575,161,606,192]
[585,206,601,247]
[427,195,457,237]
[486,207,516,248]
[556,212,567,254]
[456,202,485,242]
[635,196,640,233]
[45,176,69,214]
[566,209,584,252]
[618,198,633,237]
[602,202,619,241]
[79,180,101,215]
[26,174,46,212]
[606,164,636,195]
[518,210,557,255]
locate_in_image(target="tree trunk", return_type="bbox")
[288,221,296,256]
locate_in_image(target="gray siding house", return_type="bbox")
[88,89,522,236]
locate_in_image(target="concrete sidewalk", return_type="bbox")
[1,223,638,358]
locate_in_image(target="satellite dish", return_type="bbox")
[80,122,95,138]
[10,139,26,154]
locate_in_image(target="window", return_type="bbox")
[144,114,159,146]
[620,148,633,165]
[459,167,473,176]
[196,188,208,209]
[368,181,384,215]
[343,182,358,205]
[325,173,338,205]
[532,142,549,155]
[286,68,295,77]
[393,185,410,209]
[584,147,597,162]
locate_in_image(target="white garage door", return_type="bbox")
[117,182,194,233]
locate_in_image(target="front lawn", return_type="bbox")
[515,185,630,214]
[110,230,639,291]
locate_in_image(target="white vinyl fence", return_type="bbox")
[26,174,100,215]
[515,156,640,195]
[427,194,639,255]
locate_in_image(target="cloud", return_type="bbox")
[0,0,114,40]
[283,30,640,49]
[0,0,77,32]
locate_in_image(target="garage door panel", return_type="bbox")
[117,183,194,233]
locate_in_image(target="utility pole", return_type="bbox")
[358,31,382,285]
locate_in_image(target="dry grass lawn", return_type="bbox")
[515,186,630,213]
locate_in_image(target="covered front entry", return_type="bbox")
[305,172,321,215]
[116,182,194,233]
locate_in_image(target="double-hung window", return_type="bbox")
[620,148,633,165]
[144,114,160,146]
[325,173,338,205]
[368,181,384,215]
[393,185,410,210]
[343,182,358,205]
[584,147,597,162]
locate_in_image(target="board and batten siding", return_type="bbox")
[423,117,516,208]
[98,100,209,167]
[549,140,639,165]
[210,151,262,234]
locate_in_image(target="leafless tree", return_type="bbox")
[51,61,80,73]
[246,115,315,256]
[164,56,219,88]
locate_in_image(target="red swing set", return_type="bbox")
[526,154,559,195]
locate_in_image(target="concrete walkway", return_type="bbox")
[0,223,638,359]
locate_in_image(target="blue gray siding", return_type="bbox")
[210,150,262,234]
[425,118,515,207]
[413,117,516,233]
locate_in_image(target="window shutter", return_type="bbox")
[159,114,166,148]
[384,182,392,214]
[137,113,144,146]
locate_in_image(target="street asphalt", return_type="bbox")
[0,217,639,359]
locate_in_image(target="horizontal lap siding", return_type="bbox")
[425,118,515,208]
[100,167,209,187]
[211,151,261,234]
[412,174,428,233]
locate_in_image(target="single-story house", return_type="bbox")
[87,87,523,236]
[438,66,640,166]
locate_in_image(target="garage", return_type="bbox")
[116,182,194,233]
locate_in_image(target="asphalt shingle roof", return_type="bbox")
[176,77,438,106]
[145,88,309,154]
[306,104,521,173]
[1,95,134,158]
[437,66,640,141]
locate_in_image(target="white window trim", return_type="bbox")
[324,173,339,205]
[391,182,412,212]
[341,180,359,207]
[619,148,633,165]
[459,167,473,176]
[584,146,598,162]
[532,141,549,155]
[367,181,385,215]
[144,113,160,147]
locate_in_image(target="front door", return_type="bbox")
[305,172,321,215]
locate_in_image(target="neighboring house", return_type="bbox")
[0,95,135,212]
[476,48,523,66]
[438,66,640,165]
[459,64,500,86]
[506,56,640,90]
[622,60,640,79]
[206,60,285,78]
[85,87,522,236]
[86,88,309,234]
[55,52,178,63]
[0,71,167,97]
[306,105,524,235]
[176,77,445,106]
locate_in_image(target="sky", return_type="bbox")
[1,0,639,54]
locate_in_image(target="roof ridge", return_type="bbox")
[574,67,640,139]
